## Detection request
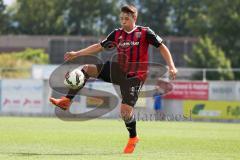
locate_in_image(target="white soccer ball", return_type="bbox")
[64,68,85,89]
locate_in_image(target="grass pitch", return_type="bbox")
[0,117,239,160]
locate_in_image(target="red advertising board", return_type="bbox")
[163,81,209,100]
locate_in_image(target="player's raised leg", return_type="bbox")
[49,64,99,110]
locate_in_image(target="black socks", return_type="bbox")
[124,115,137,138]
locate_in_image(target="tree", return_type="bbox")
[138,0,170,35]
[66,0,119,36]
[177,0,240,69]
[0,0,7,34]
[184,36,234,80]
[169,0,208,36]
[170,0,240,79]
[9,0,67,35]
[204,1,240,70]
[6,0,120,35]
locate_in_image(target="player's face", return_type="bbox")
[120,12,136,30]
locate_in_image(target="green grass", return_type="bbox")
[0,117,239,160]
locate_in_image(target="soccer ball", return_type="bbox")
[64,68,85,89]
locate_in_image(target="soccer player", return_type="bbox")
[50,4,177,154]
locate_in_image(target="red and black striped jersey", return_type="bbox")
[100,26,163,81]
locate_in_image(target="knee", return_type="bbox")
[82,64,98,78]
[82,64,89,72]
[120,104,133,121]
[121,110,131,121]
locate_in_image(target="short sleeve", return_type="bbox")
[146,27,163,48]
[100,30,116,48]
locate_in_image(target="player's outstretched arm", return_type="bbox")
[159,43,178,80]
[64,43,103,61]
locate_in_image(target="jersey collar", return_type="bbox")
[121,25,138,34]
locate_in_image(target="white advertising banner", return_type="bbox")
[32,65,58,79]
[1,79,44,113]
[209,82,238,101]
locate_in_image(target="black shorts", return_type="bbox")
[96,61,144,107]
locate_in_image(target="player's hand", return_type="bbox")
[169,66,177,80]
[64,51,78,61]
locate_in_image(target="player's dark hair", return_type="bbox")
[121,4,138,18]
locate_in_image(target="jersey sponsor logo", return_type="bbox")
[118,40,139,50]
